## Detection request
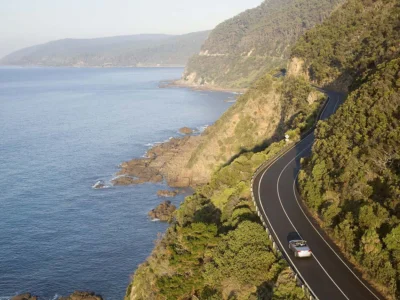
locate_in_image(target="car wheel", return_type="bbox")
[294,251,298,258]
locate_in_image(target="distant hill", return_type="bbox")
[179,0,344,89]
[0,31,210,67]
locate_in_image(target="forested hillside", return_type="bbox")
[124,0,400,299]
[295,0,400,298]
[126,71,326,299]
[179,0,344,89]
[292,0,399,91]
[0,31,209,67]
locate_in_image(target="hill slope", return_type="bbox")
[124,0,400,298]
[0,31,210,67]
[292,0,400,297]
[178,0,344,89]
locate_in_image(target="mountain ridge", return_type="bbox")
[0,31,210,67]
[179,0,345,89]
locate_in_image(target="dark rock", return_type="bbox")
[179,127,193,135]
[11,293,37,300]
[148,201,176,222]
[59,291,103,300]
[157,190,178,197]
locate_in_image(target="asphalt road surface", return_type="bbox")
[253,92,384,300]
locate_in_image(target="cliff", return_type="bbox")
[116,70,325,188]
[178,0,345,89]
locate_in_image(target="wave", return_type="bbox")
[92,180,111,189]
[151,218,160,222]
[197,124,209,133]
[49,293,60,300]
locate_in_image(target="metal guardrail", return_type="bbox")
[250,96,331,300]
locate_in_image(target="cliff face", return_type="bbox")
[117,70,324,188]
[166,75,284,186]
[178,0,345,89]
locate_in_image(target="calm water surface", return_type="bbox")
[0,67,233,299]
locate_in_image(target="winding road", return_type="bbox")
[252,92,384,300]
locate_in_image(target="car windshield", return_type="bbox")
[294,241,307,247]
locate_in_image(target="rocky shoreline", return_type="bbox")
[112,136,192,187]
[11,291,102,300]
[159,79,246,94]
[111,131,208,187]
[148,200,176,222]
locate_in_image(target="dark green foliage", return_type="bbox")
[205,221,279,286]
[272,268,307,300]
[299,59,400,297]
[292,0,400,88]
[293,2,400,295]
[183,0,344,88]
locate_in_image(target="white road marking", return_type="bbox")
[258,161,320,299]
[289,98,382,300]
[275,144,350,300]
[333,96,340,112]
[291,173,381,300]
[255,95,381,300]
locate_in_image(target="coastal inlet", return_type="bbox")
[0,67,234,299]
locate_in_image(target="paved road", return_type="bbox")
[253,92,384,300]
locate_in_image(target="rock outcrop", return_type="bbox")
[115,77,285,187]
[11,292,102,300]
[59,291,103,300]
[11,293,38,300]
[148,201,176,222]
[179,127,193,135]
[157,190,178,197]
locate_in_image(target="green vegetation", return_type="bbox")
[299,59,400,298]
[126,0,400,298]
[292,0,400,89]
[182,0,344,88]
[129,138,306,300]
[126,69,325,299]
[186,70,325,176]
[294,0,400,298]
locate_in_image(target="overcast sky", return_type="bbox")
[0,0,263,58]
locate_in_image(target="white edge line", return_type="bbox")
[258,132,318,299]
[258,164,319,300]
[292,168,381,296]
[252,96,333,300]
[293,95,381,299]
[276,145,350,300]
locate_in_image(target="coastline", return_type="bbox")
[113,80,241,189]
[159,79,247,94]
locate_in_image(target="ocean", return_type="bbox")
[0,67,234,299]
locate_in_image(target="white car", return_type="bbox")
[289,240,312,258]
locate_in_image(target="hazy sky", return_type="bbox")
[0,0,263,58]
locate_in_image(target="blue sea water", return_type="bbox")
[0,67,233,299]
